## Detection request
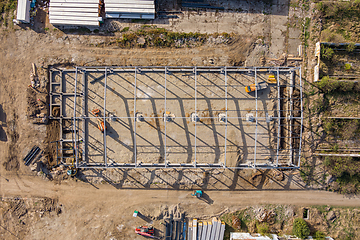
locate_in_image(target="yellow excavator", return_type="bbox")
[91,109,107,133]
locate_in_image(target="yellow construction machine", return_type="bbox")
[266,74,277,84]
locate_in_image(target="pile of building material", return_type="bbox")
[188,217,225,240]
[49,0,101,27]
[23,146,41,166]
[105,0,155,19]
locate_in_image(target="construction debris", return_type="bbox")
[256,209,276,223]
[30,63,40,89]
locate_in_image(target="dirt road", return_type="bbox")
[2,174,359,207]
[1,174,359,240]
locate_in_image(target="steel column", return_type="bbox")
[133,67,138,167]
[298,67,303,167]
[276,68,281,167]
[164,67,167,167]
[103,67,108,167]
[73,67,78,167]
[224,67,228,168]
[194,66,197,167]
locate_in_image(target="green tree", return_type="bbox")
[292,218,310,239]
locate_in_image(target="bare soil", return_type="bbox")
[0,1,357,239]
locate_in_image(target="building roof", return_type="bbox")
[230,233,274,240]
[16,0,30,23]
[104,0,155,19]
[49,0,100,27]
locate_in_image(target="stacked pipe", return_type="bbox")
[23,145,41,166]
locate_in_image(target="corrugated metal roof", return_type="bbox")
[49,7,99,13]
[50,19,100,26]
[49,0,100,26]
[16,0,30,23]
[104,0,155,19]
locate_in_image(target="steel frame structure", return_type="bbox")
[49,66,303,169]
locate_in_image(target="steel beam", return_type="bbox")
[254,68,258,167]
[298,67,303,167]
[82,71,86,165]
[224,67,228,168]
[73,67,78,167]
[164,67,167,167]
[276,68,281,167]
[194,66,197,167]
[133,67,138,167]
[103,67,108,167]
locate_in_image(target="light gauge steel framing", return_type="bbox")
[49,66,303,169]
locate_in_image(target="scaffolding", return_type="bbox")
[49,66,303,169]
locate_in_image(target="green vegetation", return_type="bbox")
[323,119,360,140]
[344,63,351,71]
[0,0,16,26]
[220,205,360,240]
[316,1,360,42]
[347,43,356,52]
[120,27,130,32]
[256,222,269,236]
[321,47,334,60]
[315,77,359,94]
[292,218,310,239]
[111,26,232,48]
[301,17,311,47]
[0,0,17,14]
[315,231,326,240]
[323,156,360,194]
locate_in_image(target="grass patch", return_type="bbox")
[110,26,232,49]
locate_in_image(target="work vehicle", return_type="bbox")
[191,190,203,198]
[91,109,107,133]
[245,81,267,93]
[135,226,155,238]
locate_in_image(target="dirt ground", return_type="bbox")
[1,175,360,240]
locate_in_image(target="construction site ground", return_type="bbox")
[0,0,359,239]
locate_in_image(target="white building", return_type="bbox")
[105,0,155,19]
[49,0,101,27]
[15,0,30,24]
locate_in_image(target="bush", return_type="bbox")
[347,43,355,52]
[316,77,355,93]
[292,218,310,239]
[315,231,326,240]
[344,63,351,71]
[321,47,334,60]
[120,27,129,32]
[256,222,269,236]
